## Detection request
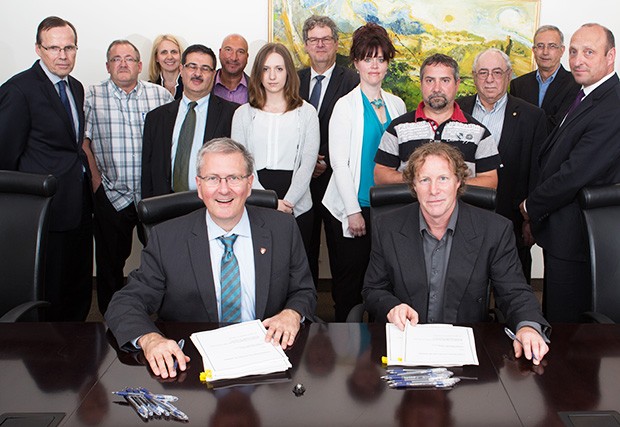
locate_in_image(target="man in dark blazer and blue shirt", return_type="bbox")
[298,15,359,285]
[364,143,550,365]
[0,16,93,321]
[107,138,317,379]
[458,48,548,283]
[510,25,580,131]
[141,44,239,199]
[521,23,620,322]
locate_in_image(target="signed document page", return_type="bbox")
[386,323,479,367]
[190,320,292,381]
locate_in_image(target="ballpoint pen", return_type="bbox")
[388,378,461,389]
[504,327,538,361]
[173,338,185,371]
[124,395,149,420]
[112,390,179,402]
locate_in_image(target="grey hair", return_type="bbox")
[106,39,140,61]
[195,138,255,176]
[302,15,339,42]
[534,25,564,46]
[472,48,512,72]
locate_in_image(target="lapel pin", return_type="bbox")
[513,112,517,116]
[260,247,267,254]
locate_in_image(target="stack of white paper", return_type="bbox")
[386,323,479,367]
[190,320,292,382]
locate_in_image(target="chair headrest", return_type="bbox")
[579,184,620,209]
[0,171,56,197]
[370,183,496,211]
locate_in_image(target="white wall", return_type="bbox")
[2,0,619,277]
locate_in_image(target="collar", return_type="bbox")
[215,69,248,89]
[419,202,459,237]
[38,60,65,85]
[182,93,210,109]
[415,101,467,125]
[206,207,251,241]
[475,92,508,113]
[109,79,142,97]
[310,62,336,80]
[536,65,561,84]
[583,71,617,97]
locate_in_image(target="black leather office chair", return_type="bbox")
[578,184,620,323]
[0,171,56,322]
[346,183,497,322]
[138,189,279,244]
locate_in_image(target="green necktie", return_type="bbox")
[173,101,197,192]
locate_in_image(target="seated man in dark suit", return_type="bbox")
[363,143,550,364]
[141,44,239,198]
[106,138,317,378]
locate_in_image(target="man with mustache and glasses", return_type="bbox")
[213,34,250,104]
[142,44,240,199]
[374,54,500,190]
[82,40,173,315]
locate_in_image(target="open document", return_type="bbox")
[386,323,479,367]
[190,320,292,382]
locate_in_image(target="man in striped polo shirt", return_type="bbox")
[374,53,500,189]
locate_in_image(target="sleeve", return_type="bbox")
[141,109,156,199]
[231,105,264,190]
[105,227,169,350]
[328,96,362,216]
[474,127,501,173]
[284,104,320,205]
[362,215,404,321]
[374,120,402,169]
[488,219,550,332]
[0,82,30,169]
[83,86,94,140]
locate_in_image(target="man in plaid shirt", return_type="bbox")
[83,39,173,315]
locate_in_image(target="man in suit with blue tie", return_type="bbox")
[297,15,359,286]
[106,138,317,379]
[0,16,93,321]
[521,23,620,322]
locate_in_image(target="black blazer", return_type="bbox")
[0,61,88,231]
[141,94,239,198]
[458,94,547,239]
[363,202,550,333]
[509,65,581,131]
[298,65,359,166]
[527,74,620,261]
[106,206,317,349]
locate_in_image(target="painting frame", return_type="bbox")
[269,0,541,109]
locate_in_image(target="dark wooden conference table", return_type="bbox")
[1,322,620,426]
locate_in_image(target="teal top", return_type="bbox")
[357,92,391,207]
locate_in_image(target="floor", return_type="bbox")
[86,279,543,323]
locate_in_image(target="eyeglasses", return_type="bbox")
[474,68,508,79]
[184,63,214,73]
[108,56,139,64]
[197,175,249,187]
[534,43,561,51]
[306,36,335,46]
[40,45,78,55]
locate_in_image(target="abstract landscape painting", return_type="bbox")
[270,0,540,109]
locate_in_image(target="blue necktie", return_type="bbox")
[57,80,76,139]
[218,234,241,323]
[309,75,325,110]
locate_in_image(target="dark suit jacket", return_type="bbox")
[363,202,549,332]
[298,65,359,166]
[105,205,317,349]
[510,65,580,131]
[457,94,547,241]
[0,61,88,231]
[141,95,239,198]
[527,74,620,261]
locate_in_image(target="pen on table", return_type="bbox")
[124,395,149,419]
[173,338,185,371]
[388,378,460,389]
[112,390,178,402]
[504,327,538,361]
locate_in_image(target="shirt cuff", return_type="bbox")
[516,321,551,343]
